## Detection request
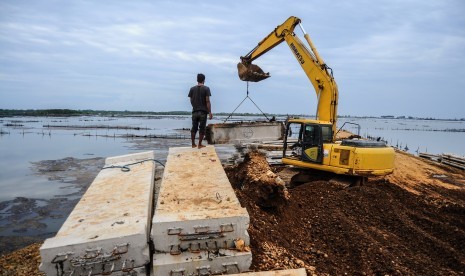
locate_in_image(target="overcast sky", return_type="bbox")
[1,0,464,118]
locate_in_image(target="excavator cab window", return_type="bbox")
[284,122,323,164]
[301,124,323,163]
[321,125,333,143]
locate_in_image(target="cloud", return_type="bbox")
[0,0,464,118]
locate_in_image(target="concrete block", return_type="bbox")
[230,268,307,275]
[206,122,285,144]
[152,250,252,275]
[106,265,149,275]
[152,146,250,253]
[40,151,156,275]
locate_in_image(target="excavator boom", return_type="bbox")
[238,16,338,136]
[238,16,301,82]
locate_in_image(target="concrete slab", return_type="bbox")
[206,121,285,144]
[152,250,252,275]
[40,151,156,275]
[108,265,149,275]
[152,146,250,253]
[229,268,307,275]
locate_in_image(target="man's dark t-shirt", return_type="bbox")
[188,85,211,113]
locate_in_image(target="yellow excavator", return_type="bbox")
[238,16,395,180]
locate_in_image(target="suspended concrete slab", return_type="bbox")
[151,146,251,274]
[40,151,156,276]
[206,121,285,144]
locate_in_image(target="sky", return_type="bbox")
[1,0,464,118]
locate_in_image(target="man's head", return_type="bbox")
[197,73,205,84]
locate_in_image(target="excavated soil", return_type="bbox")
[225,150,465,275]
[0,243,43,276]
[229,150,290,208]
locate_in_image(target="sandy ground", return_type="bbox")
[1,145,465,275]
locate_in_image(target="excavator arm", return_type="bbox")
[239,17,301,67]
[238,16,339,137]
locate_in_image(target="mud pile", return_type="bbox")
[226,151,465,275]
[0,243,43,276]
[228,150,289,208]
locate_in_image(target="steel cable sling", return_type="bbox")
[223,82,270,123]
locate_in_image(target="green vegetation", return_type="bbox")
[0,109,287,118]
[0,109,191,117]
[0,109,84,117]
[0,109,463,121]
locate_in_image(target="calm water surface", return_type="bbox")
[339,117,465,155]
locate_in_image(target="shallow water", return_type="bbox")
[339,117,465,155]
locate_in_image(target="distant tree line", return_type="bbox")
[0,109,284,118]
[0,109,195,117]
[0,109,83,117]
[1,109,463,121]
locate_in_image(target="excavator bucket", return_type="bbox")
[237,62,270,82]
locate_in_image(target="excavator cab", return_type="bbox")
[237,62,270,82]
[284,121,332,164]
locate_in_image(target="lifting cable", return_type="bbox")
[223,82,269,123]
[102,158,165,172]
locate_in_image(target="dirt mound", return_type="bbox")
[228,150,289,207]
[226,151,465,275]
[0,243,44,276]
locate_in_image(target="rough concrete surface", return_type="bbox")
[39,151,155,275]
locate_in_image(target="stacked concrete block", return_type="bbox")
[206,121,285,144]
[40,151,156,276]
[152,251,252,275]
[151,146,252,275]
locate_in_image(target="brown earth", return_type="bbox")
[0,243,43,276]
[230,150,290,208]
[225,150,465,275]
[1,150,465,275]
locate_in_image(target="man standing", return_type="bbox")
[188,73,213,148]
